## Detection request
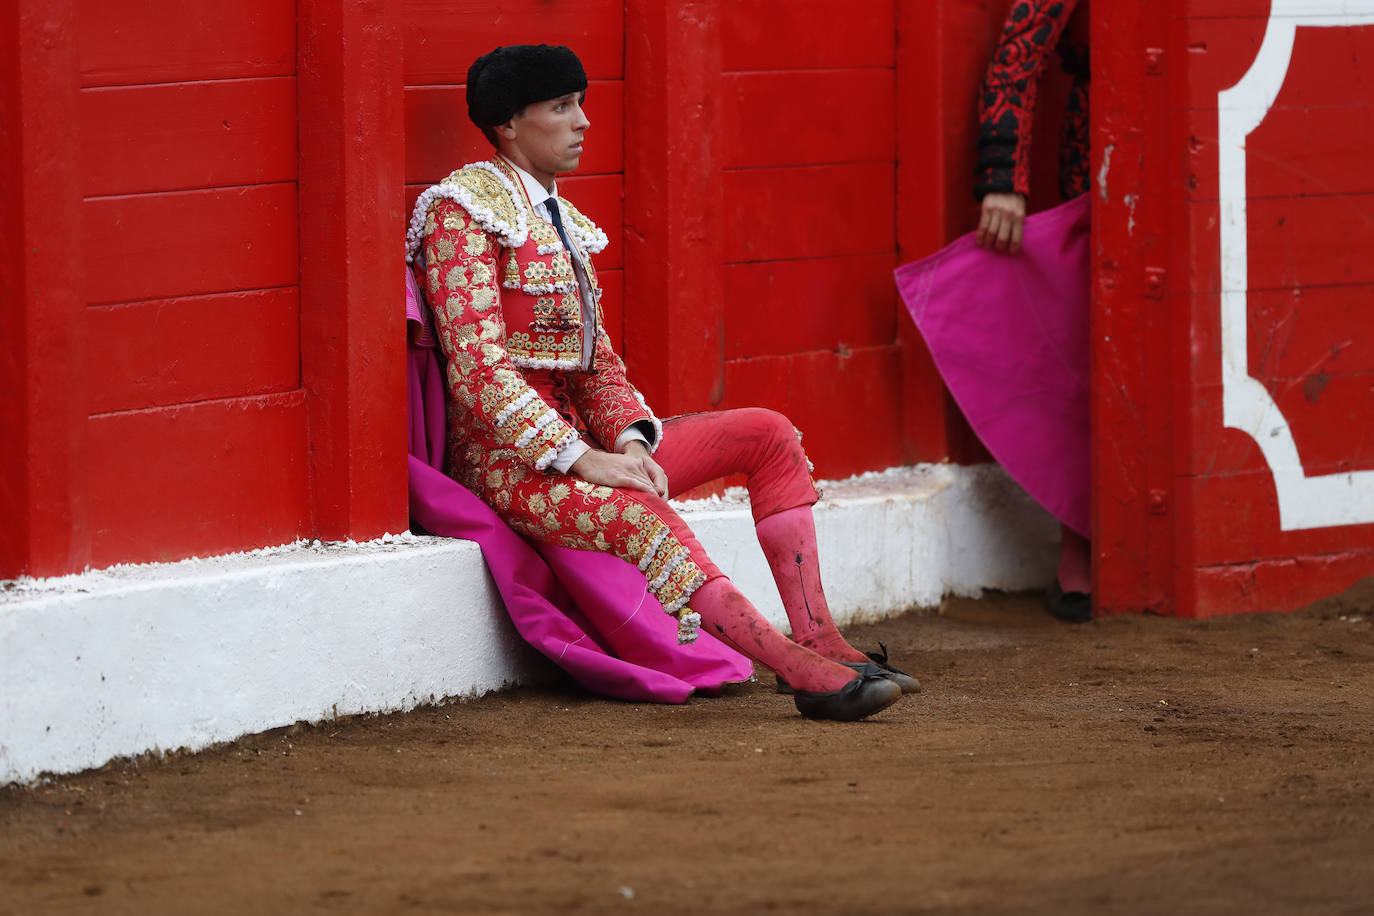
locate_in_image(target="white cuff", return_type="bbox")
[614,426,650,453]
[616,420,659,452]
[549,437,591,474]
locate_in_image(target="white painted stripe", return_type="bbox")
[1215,6,1374,530]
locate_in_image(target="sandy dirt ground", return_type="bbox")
[4,582,1374,915]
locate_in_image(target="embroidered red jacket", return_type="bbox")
[975,0,1090,202]
[411,158,659,473]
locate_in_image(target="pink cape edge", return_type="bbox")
[894,193,1091,538]
[405,268,753,703]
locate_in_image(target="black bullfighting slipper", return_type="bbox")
[792,664,904,722]
[776,643,921,695]
[1047,581,1093,623]
[863,641,921,694]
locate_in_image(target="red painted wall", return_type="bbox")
[712,0,903,479]
[3,0,406,578]
[1093,0,1374,616]
[80,2,309,567]
[2,0,1067,578]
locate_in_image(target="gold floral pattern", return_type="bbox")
[422,197,580,470]
[416,161,702,633]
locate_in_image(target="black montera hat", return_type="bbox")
[466,45,588,128]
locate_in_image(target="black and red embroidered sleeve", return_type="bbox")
[974,0,1085,201]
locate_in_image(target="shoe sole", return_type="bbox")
[794,680,905,722]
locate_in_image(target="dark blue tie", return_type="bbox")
[545,197,574,253]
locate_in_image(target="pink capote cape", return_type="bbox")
[405,269,752,702]
[894,193,1091,538]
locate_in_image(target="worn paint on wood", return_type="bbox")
[720,0,894,71]
[83,184,300,306]
[80,78,297,196]
[725,255,897,359]
[1,0,90,579]
[402,0,623,85]
[77,0,295,87]
[720,70,895,169]
[1095,0,1374,616]
[87,392,310,567]
[87,289,301,415]
[298,0,408,541]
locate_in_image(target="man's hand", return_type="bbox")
[977,192,1027,254]
[570,444,669,499]
[622,440,669,498]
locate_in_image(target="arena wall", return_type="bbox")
[5,0,1055,579]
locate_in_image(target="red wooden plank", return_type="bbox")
[1271,373,1374,474]
[77,0,294,87]
[1246,194,1374,290]
[87,392,310,567]
[893,1,967,464]
[787,344,905,481]
[1170,192,1374,300]
[1180,0,1286,17]
[1172,14,1267,111]
[87,289,301,415]
[81,78,297,196]
[1182,549,1374,619]
[1183,377,1374,481]
[404,184,423,215]
[719,352,791,414]
[83,184,299,305]
[623,1,725,416]
[1092,1,1176,615]
[403,0,622,85]
[1186,107,1374,202]
[1170,281,1374,404]
[724,254,896,359]
[1179,16,1374,110]
[724,164,895,263]
[298,0,409,541]
[597,269,623,355]
[1248,284,1374,389]
[1178,467,1374,569]
[721,70,895,169]
[722,345,905,480]
[404,80,623,185]
[721,0,894,71]
[1,0,91,578]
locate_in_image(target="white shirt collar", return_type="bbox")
[499,154,557,210]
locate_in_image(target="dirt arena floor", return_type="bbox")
[4,582,1374,915]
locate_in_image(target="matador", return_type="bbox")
[407,44,918,721]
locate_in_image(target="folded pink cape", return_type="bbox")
[405,269,752,702]
[895,193,1091,537]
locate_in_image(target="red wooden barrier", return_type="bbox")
[19,0,1369,630]
[0,0,1048,577]
[1,0,90,578]
[298,0,407,543]
[1094,0,1374,616]
[622,0,724,417]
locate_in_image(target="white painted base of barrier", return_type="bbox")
[0,463,1057,785]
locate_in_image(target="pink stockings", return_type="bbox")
[755,507,869,664]
[1057,524,1091,594]
[645,409,865,690]
[690,578,854,692]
